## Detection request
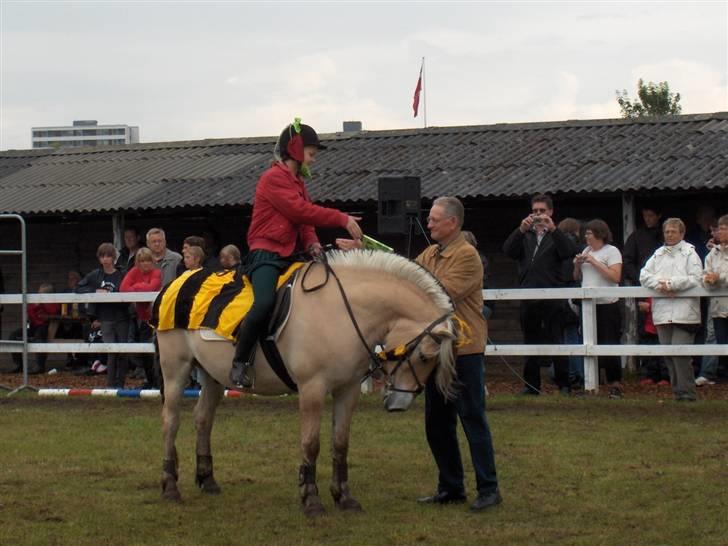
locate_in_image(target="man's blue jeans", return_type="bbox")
[424,353,498,496]
[564,323,584,384]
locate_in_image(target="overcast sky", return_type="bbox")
[1,1,726,151]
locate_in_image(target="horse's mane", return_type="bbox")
[325,249,454,315]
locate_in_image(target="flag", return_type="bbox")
[412,62,423,117]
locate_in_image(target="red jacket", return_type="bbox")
[28,303,61,327]
[120,266,162,321]
[247,162,349,257]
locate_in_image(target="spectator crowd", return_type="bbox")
[3,226,240,389]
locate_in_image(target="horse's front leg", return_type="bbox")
[330,381,363,512]
[194,368,225,494]
[298,380,327,518]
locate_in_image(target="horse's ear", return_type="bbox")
[430,324,457,343]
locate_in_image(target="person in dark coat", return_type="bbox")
[503,194,578,395]
[622,205,663,286]
[76,243,130,388]
[623,204,667,384]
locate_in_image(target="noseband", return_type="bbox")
[301,257,451,396]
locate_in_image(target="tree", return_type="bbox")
[615,79,682,118]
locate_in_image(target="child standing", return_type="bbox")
[76,243,129,388]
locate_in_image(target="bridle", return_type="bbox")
[369,313,452,395]
[301,254,452,396]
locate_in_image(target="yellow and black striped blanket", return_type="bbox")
[150,263,304,341]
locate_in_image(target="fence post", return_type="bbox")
[582,290,599,392]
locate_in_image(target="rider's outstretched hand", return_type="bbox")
[336,238,363,251]
[346,215,363,241]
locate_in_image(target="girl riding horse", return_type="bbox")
[230,119,363,387]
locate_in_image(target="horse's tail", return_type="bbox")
[435,317,458,399]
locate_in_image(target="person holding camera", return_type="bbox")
[503,194,578,395]
[76,243,130,388]
[573,219,624,398]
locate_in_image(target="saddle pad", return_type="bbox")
[151,263,304,341]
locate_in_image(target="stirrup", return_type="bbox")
[230,360,253,388]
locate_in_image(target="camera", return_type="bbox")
[531,215,543,224]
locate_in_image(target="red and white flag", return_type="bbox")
[412,62,423,117]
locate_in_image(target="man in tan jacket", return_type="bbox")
[415,196,501,512]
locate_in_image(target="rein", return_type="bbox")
[300,254,451,395]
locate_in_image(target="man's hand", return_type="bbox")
[638,301,650,313]
[519,215,535,234]
[704,272,719,285]
[336,238,363,251]
[541,215,556,232]
[346,216,363,240]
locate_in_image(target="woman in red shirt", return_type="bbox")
[121,247,163,388]
[230,119,362,387]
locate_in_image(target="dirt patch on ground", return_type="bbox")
[2,360,727,400]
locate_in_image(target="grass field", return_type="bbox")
[0,393,727,546]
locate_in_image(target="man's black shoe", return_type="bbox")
[230,360,253,388]
[417,491,466,505]
[470,490,503,512]
[519,387,539,396]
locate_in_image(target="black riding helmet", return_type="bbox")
[275,119,327,162]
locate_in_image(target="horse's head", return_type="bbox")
[380,314,458,412]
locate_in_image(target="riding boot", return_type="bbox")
[230,319,257,388]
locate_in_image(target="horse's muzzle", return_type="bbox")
[383,391,415,412]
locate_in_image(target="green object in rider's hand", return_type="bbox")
[362,235,394,253]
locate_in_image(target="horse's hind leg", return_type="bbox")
[330,381,363,512]
[298,380,327,518]
[194,367,224,495]
[158,331,193,502]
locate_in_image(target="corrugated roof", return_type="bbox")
[1,112,726,215]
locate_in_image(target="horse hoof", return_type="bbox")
[161,489,182,502]
[198,476,221,495]
[303,496,326,518]
[336,497,363,512]
[161,478,182,502]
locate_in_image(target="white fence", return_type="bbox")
[1,287,726,393]
[483,286,726,391]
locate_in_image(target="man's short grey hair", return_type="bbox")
[146,227,166,242]
[433,196,465,227]
[662,217,686,234]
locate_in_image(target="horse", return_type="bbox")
[155,249,458,517]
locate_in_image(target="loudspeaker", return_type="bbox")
[377,176,421,234]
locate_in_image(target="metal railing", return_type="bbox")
[0,214,28,395]
[483,286,727,391]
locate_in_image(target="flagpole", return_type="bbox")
[422,56,427,128]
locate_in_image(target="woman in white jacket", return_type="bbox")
[702,214,728,383]
[640,218,703,401]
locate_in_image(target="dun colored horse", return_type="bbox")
[156,250,458,516]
